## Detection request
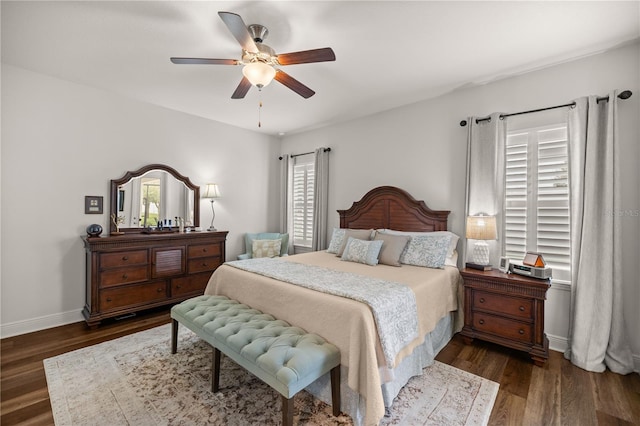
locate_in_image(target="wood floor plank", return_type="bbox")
[1,306,638,426]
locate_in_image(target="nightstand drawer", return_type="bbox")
[473,312,533,343]
[473,291,533,319]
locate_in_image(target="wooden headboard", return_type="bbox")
[338,186,450,232]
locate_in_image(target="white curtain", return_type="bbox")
[279,154,293,254]
[565,92,633,374]
[311,147,330,251]
[464,113,506,266]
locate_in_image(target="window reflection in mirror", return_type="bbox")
[117,170,194,228]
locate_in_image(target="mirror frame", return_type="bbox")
[110,164,200,234]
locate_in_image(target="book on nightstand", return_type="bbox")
[465,262,492,271]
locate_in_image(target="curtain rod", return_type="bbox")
[279,147,331,160]
[459,90,633,127]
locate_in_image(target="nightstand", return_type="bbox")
[459,268,551,366]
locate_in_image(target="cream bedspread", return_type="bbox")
[204,251,461,426]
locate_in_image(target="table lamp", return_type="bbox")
[203,183,221,231]
[466,214,497,267]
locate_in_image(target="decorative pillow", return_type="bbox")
[400,234,452,269]
[373,232,411,267]
[341,237,384,266]
[326,228,374,256]
[326,228,346,254]
[252,239,282,259]
[380,229,459,261]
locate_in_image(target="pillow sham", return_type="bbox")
[341,237,384,266]
[252,239,282,259]
[379,229,459,260]
[400,234,452,269]
[373,232,411,266]
[327,228,374,256]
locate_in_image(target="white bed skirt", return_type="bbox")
[305,312,455,425]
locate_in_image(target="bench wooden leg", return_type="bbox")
[282,395,294,426]
[171,319,178,354]
[330,365,341,416]
[212,347,221,393]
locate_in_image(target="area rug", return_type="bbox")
[44,324,498,425]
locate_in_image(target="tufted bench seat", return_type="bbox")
[171,295,341,425]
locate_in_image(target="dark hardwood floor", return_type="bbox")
[2,307,639,425]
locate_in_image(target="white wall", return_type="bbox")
[0,64,281,337]
[281,42,640,367]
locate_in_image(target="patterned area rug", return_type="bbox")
[44,324,498,425]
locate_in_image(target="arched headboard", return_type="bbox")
[338,186,450,232]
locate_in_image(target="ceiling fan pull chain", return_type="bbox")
[258,90,263,128]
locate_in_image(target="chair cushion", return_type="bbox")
[243,232,289,258]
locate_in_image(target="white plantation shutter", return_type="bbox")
[505,123,571,282]
[292,159,314,247]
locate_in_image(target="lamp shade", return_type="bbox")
[466,215,497,240]
[242,62,276,88]
[203,183,221,199]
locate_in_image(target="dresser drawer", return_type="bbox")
[188,243,221,259]
[152,247,185,278]
[100,282,168,312]
[100,250,147,269]
[473,312,533,343]
[100,266,148,287]
[187,256,222,274]
[473,291,533,319]
[171,273,211,297]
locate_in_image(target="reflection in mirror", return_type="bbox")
[110,164,199,233]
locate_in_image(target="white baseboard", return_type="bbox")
[547,332,568,354]
[0,309,84,339]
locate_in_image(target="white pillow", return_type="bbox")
[379,229,459,260]
[341,237,383,266]
[252,239,282,259]
[400,234,452,269]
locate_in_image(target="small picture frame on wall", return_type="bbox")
[85,196,103,214]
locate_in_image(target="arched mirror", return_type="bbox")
[110,164,199,233]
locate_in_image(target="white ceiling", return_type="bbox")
[2,1,639,136]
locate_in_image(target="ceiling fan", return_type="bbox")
[171,11,336,99]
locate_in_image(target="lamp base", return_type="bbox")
[207,227,217,231]
[471,241,491,265]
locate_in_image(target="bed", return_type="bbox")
[204,186,463,426]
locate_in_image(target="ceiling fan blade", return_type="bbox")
[231,77,252,99]
[170,57,239,65]
[276,48,336,65]
[218,11,258,52]
[274,70,315,98]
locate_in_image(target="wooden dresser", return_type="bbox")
[459,268,551,366]
[82,231,227,327]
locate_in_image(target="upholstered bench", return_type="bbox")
[171,295,341,426]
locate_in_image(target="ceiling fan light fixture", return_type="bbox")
[242,62,276,88]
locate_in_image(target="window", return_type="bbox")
[292,157,314,247]
[505,122,571,282]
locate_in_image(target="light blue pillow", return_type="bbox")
[400,234,452,269]
[327,228,346,254]
[341,237,384,266]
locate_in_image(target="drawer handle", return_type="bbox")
[201,262,208,267]
[202,248,208,253]
[122,274,128,279]
[519,329,525,335]
[479,298,485,303]
[106,298,112,302]
[479,319,485,325]
[157,288,164,293]
[176,285,182,289]
[519,306,525,312]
